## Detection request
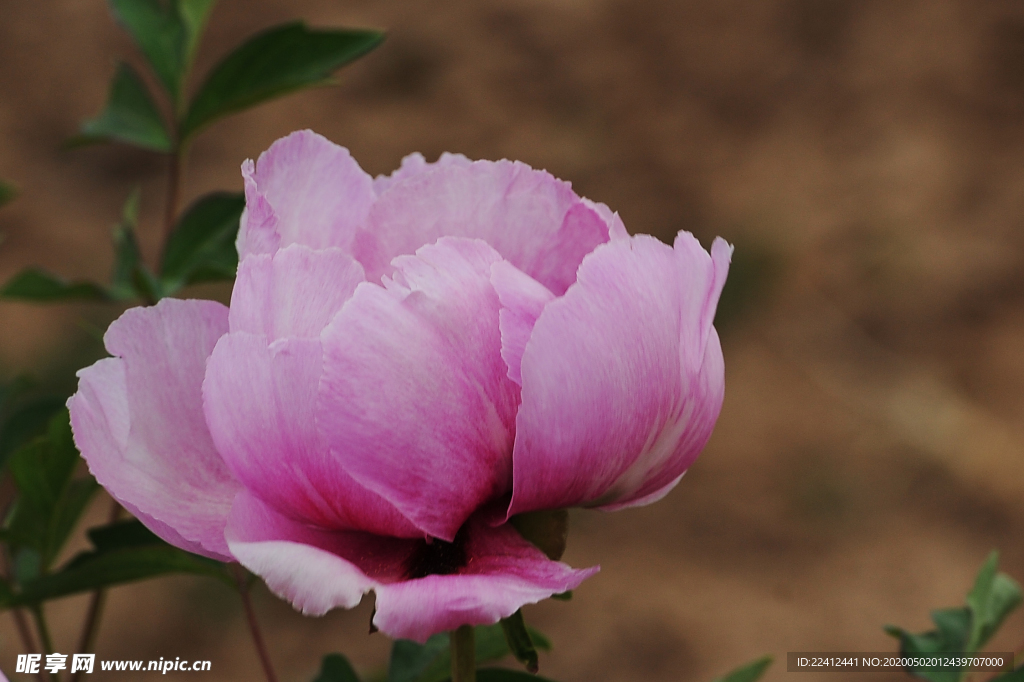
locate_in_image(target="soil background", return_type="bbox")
[2,1,1024,681]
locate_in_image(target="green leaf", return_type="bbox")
[712,655,773,682]
[389,623,551,682]
[991,667,1024,682]
[108,0,217,104]
[966,551,1023,652]
[885,608,972,682]
[160,191,243,292]
[87,519,162,552]
[73,62,172,152]
[0,180,17,207]
[0,268,109,302]
[475,670,557,682]
[312,654,362,682]
[8,544,229,606]
[510,509,568,561]
[180,22,384,140]
[0,395,65,469]
[500,610,538,673]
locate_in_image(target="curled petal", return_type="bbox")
[318,238,519,541]
[490,261,555,386]
[353,160,610,295]
[69,299,239,559]
[508,233,731,516]
[229,245,365,340]
[237,130,376,259]
[203,333,421,537]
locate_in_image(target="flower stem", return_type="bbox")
[232,564,279,682]
[450,625,476,682]
[11,607,46,682]
[72,498,123,682]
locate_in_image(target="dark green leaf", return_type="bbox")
[87,519,162,552]
[0,180,17,208]
[712,655,773,682]
[8,544,229,606]
[73,62,172,152]
[390,623,551,682]
[181,23,384,139]
[108,0,216,102]
[510,510,567,561]
[109,189,143,299]
[8,412,79,513]
[160,191,243,291]
[1,268,109,302]
[550,591,572,601]
[475,670,557,682]
[0,395,65,469]
[500,610,538,673]
[991,667,1024,682]
[48,478,101,564]
[312,653,362,682]
[966,551,1022,652]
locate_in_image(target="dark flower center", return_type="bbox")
[404,527,469,579]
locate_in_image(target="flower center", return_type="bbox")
[404,527,469,579]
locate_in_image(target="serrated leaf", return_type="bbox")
[0,268,109,302]
[966,551,1023,652]
[312,653,362,682]
[7,544,229,606]
[73,62,172,152]
[180,22,383,139]
[108,0,216,104]
[500,610,538,673]
[0,180,17,207]
[712,655,773,682]
[160,191,243,292]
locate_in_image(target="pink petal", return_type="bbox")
[237,130,376,259]
[318,238,519,541]
[226,491,412,616]
[203,332,421,537]
[373,516,598,643]
[490,261,555,386]
[372,151,472,195]
[507,234,731,517]
[229,245,365,340]
[69,299,239,559]
[353,159,610,295]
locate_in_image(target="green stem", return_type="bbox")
[32,605,58,681]
[72,499,123,682]
[450,625,476,682]
[232,564,279,682]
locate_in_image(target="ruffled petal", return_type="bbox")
[228,244,365,340]
[226,491,412,616]
[69,299,239,559]
[490,260,555,386]
[372,152,472,195]
[237,130,376,259]
[373,516,598,643]
[508,233,731,516]
[318,238,519,541]
[203,332,421,537]
[353,159,610,295]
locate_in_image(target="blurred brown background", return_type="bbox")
[2,0,1024,680]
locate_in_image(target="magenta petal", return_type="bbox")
[318,238,519,541]
[353,160,609,294]
[237,130,375,259]
[226,491,413,616]
[229,245,365,340]
[203,332,421,537]
[490,261,554,386]
[69,300,239,559]
[508,234,731,516]
[373,518,598,643]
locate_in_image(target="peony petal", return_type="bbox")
[229,244,365,340]
[490,261,555,386]
[237,130,376,259]
[353,159,610,295]
[372,151,472,195]
[203,332,421,537]
[373,516,598,643]
[69,299,239,559]
[508,234,731,516]
[226,491,412,616]
[318,238,519,541]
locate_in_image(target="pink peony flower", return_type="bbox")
[68,130,731,642]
